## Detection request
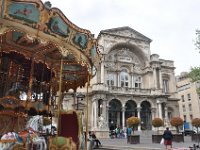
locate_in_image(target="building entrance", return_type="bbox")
[108,99,122,130]
[140,101,152,130]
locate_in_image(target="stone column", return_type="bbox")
[159,69,162,89]
[157,100,162,119]
[122,105,126,129]
[131,74,133,88]
[137,107,141,131]
[101,61,104,84]
[164,105,169,126]
[153,68,157,89]
[151,107,156,130]
[94,101,97,129]
[102,100,106,117]
[117,71,120,87]
[106,103,110,128]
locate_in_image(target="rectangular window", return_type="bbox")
[163,79,169,93]
[190,114,193,120]
[183,105,186,112]
[184,115,187,121]
[181,95,185,102]
[120,70,129,87]
[189,104,192,111]
[121,81,124,87]
[187,93,191,101]
[107,74,114,86]
[135,76,142,88]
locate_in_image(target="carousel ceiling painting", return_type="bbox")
[0,0,100,112]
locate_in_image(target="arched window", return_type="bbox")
[120,69,129,87]
[163,79,169,93]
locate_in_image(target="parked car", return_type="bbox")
[181,129,196,136]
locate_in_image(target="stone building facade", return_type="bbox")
[88,26,179,136]
[176,72,200,129]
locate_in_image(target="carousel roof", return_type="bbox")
[0,0,100,91]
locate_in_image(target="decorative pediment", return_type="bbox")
[100,26,152,43]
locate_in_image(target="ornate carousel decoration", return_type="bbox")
[0,0,100,149]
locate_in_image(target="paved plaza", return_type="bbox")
[97,131,199,150]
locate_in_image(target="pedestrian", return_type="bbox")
[91,131,102,148]
[115,126,120,138]
[126,127,132,137]
[163,127,173,149]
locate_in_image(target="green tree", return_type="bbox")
[195,29,200,50]
[188,67,200,94]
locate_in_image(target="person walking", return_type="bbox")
[163,127,173,149]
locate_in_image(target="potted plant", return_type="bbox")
[152,118,164,143]
[191,118,200,143]
[170,117,184,142]
[127,116,140,144]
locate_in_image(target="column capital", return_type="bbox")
[122,106,126,111]
[137,107,141,111]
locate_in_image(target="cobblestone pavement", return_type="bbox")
[98,136,199,150]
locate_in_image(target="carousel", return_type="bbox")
[0,0,100,150]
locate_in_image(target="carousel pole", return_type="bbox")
[56,57,63,148]
[48,67,53,112]
[26,57,34,108]
[85,75,90,150]
[0,45,2,65]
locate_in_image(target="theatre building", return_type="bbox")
[87,27,179,136]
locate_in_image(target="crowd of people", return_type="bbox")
[109,126,133,139]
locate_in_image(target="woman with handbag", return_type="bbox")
[163,127,173,149]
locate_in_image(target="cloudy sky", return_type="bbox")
[42,0,200,75]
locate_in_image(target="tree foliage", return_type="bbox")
[170,117,183,133]
[192,118,200,128]
[127,116,140,130]
[152,118,164,128]
[188,67,200,82]
[170,117,184,127]
[195,29,200,50]
[188,67,200,94]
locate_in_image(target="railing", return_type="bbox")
[91,84,168,96]
[91,83,109,92]
[108,86,152,95]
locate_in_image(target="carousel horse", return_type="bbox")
[0,115,47,150]
[0,132,16,150]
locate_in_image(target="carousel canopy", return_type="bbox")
[0,0,100,91]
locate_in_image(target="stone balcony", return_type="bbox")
[91,83,109,92]
[91,84,165,96]
[108,86,152,95]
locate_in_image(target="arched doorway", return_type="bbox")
[140,101,152,130]
[108,99,122,130]
[125,100,137,126]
